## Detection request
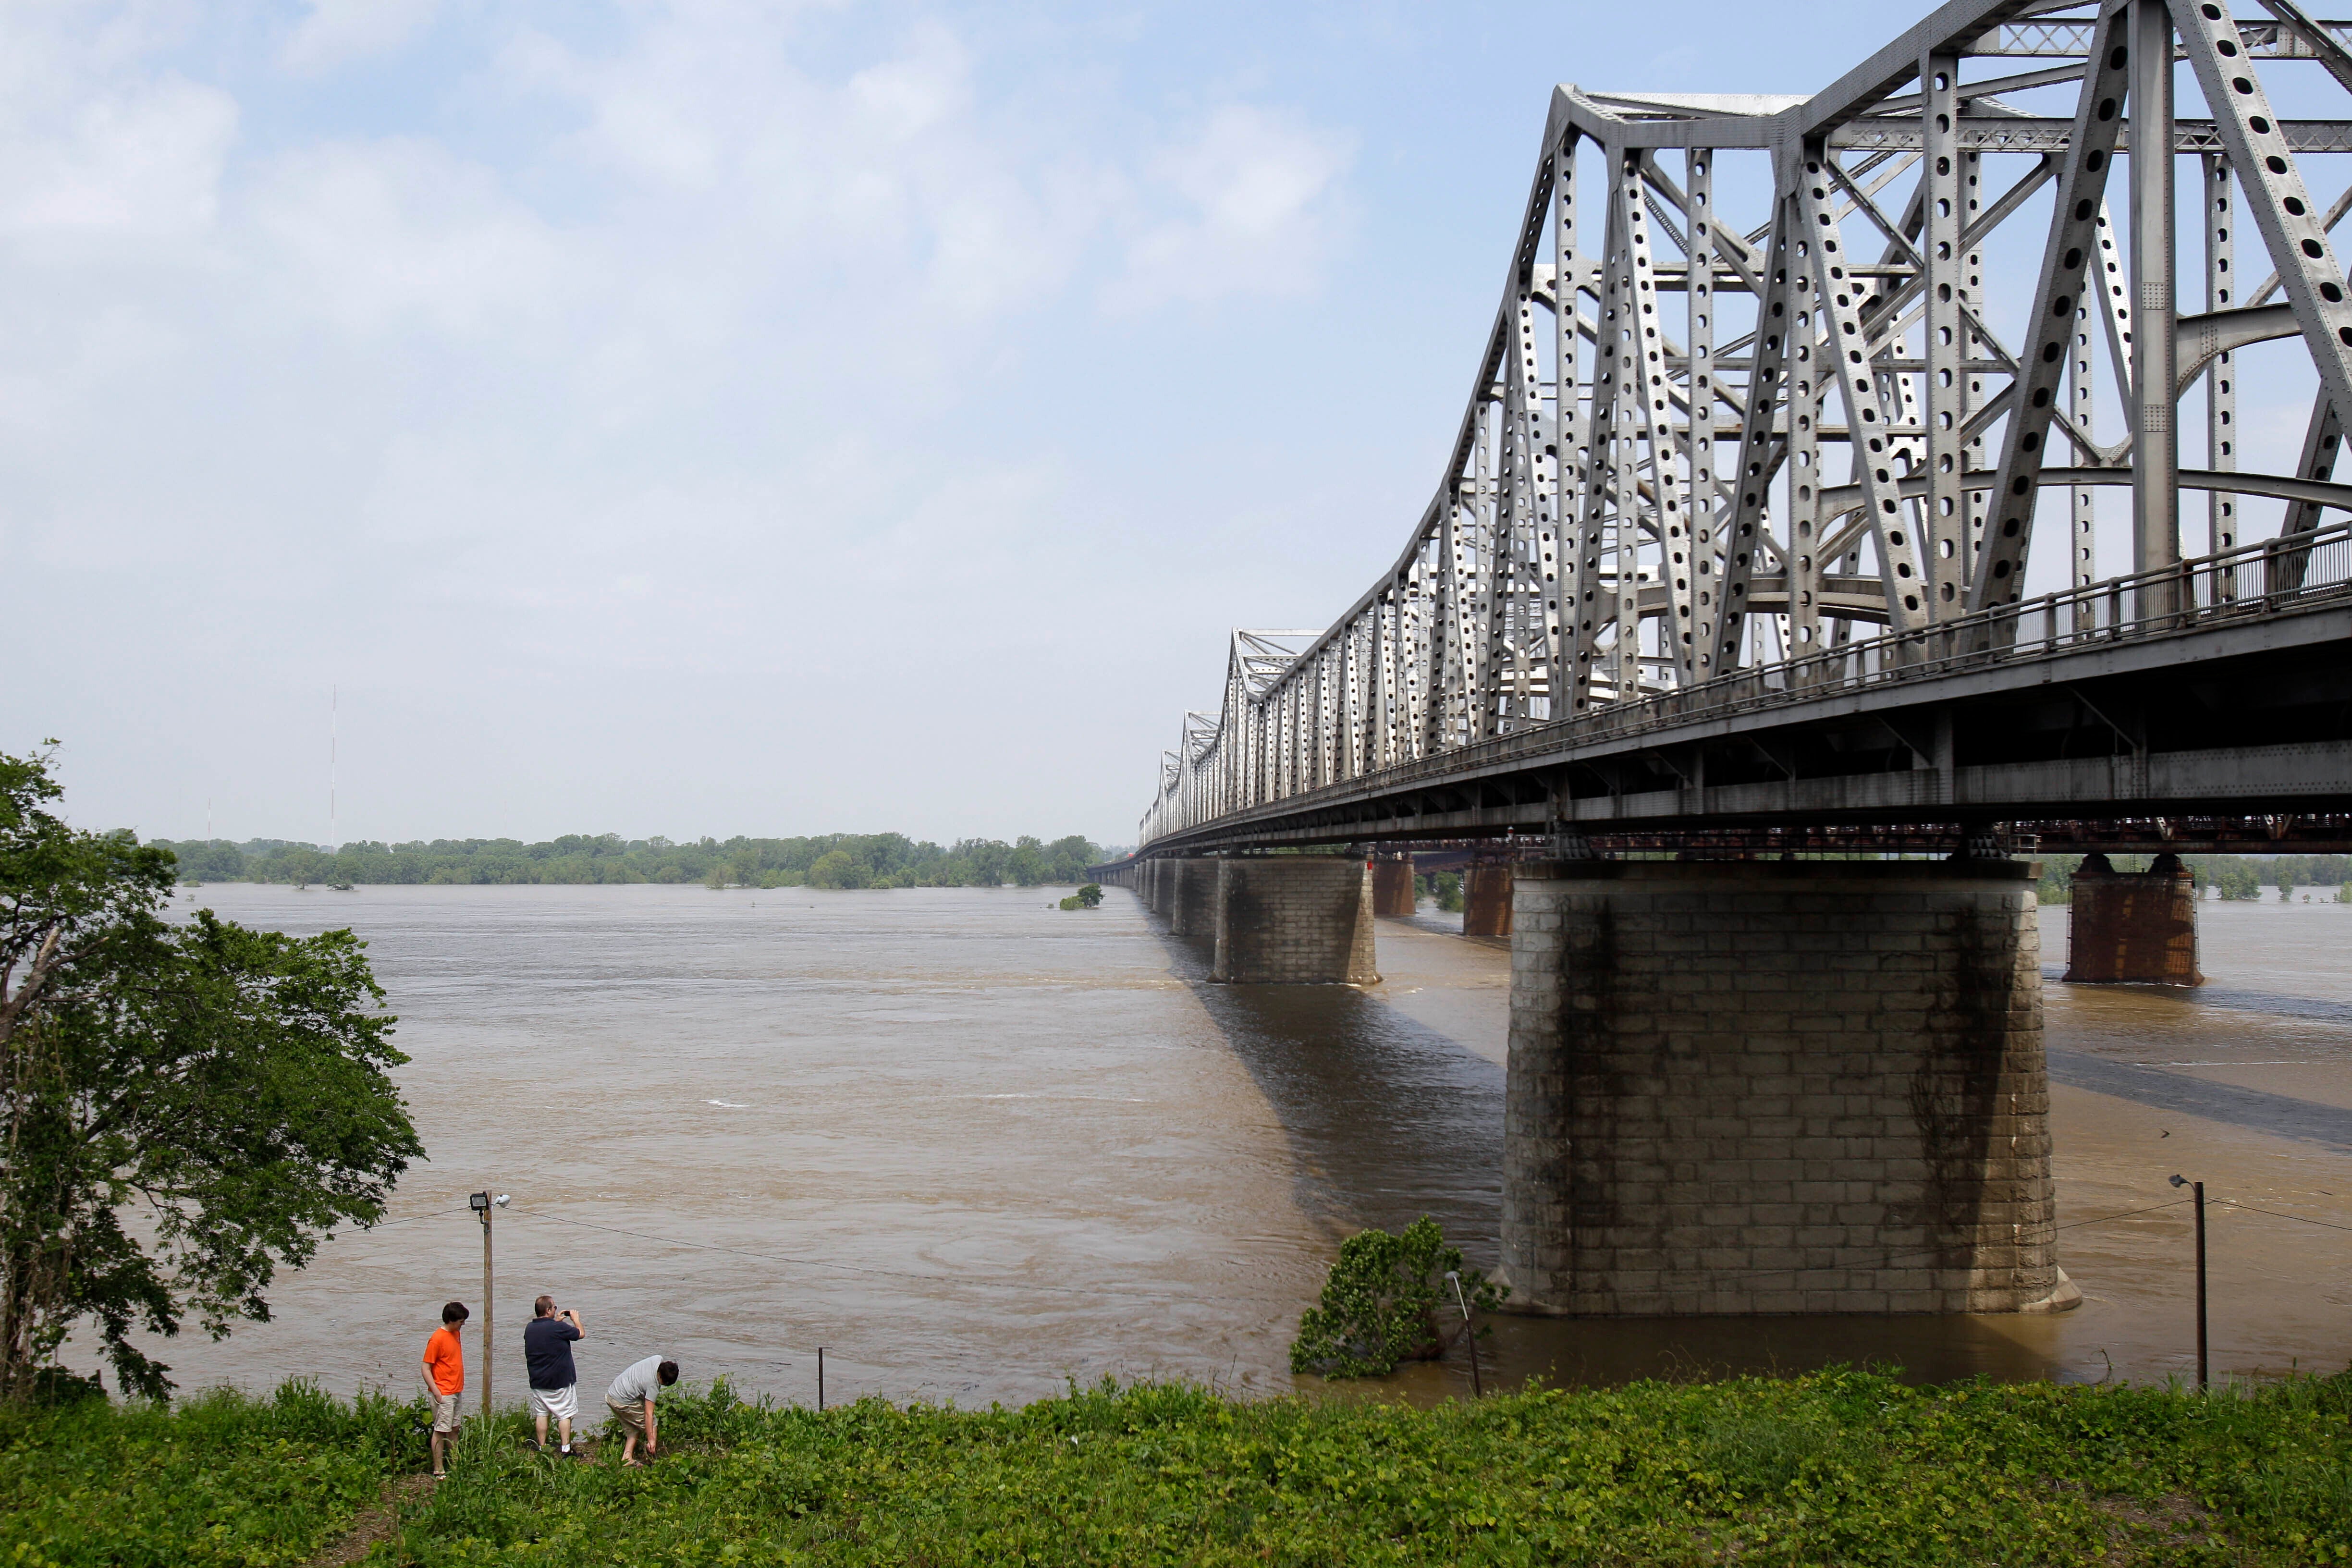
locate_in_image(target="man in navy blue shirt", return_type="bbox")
[522,1295,588,1455]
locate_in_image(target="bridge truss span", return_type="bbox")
[1137,0,2352,854]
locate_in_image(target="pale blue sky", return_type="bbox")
[4,0,2284,846]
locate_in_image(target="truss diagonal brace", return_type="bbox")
[1705,197,1795,674]
[1969,2,2135,611]
[2172,0,2352,428]
[1798,150,1926,633]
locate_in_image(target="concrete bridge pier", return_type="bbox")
[1372,859,1417,917]
[1500,858,2067,1316]
[1210,857,1381,984]
[2063,854,2204,985]
[1464,864,1515,937]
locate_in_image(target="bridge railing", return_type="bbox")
[1140,519,2352,846]
[1740,519,2352,701]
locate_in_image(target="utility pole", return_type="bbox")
[817,1348,826,1412]
[2170,1175,2209,1387]
[470,1191,507,1416]
[1445,1271,1484,1398]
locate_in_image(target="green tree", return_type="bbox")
[0,750,420,1400]
[1007,836,1049,887]
[1290,1217,1506,1378]
[805,850,865,889]
[1416,871,1464,914]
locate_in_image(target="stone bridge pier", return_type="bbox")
[1499,858,2068,1316]
[1165,858,1220,937]
[1127,855,1378,983]
[1210,857,1379,983]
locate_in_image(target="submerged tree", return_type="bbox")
[1290,1217,1507,1379]
[0,748,421,1400]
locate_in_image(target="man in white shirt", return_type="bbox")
[605,1354,678,1466]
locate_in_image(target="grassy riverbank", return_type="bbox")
[6,1370,2351,1565]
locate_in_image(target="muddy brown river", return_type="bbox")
[119,881,2351,1408]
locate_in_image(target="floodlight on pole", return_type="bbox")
[471,1190,505,1416]
[2169,1175,2208,1389]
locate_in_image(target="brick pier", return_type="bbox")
[1464,864,1515,936]
[2064,853,2203,985]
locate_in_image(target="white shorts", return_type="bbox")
[527,1383,579,1422]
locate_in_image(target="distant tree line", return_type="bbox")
[150,832,1113,890]
[2036,853,2352,905]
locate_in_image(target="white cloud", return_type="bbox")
[1115,104,1354,307]
[246,137,566,335]
[0,2,235,247]
[281,0,442,74]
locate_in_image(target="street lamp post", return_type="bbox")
[1444,1270,1484,1398]
[2169,1175,2208,1388]
[469,1191,510,1418]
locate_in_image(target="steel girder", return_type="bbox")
[1136,0,2352,850]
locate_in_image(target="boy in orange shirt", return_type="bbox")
[421,1301,469,1477]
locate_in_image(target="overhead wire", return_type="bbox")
[2216,1200,2352,1235]
[350,1204,477,1231]
[502,1205,1295,1311]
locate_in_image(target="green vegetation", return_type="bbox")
[2037,852,2352,905]
[8,1371,2352,1565]
[0,751,417,1400]
[1417,870,1465,913]
[0,1380,418,1567]
[154,833,1108,891]
[1291,1218,1505,1379]
[1057,882,1104,911]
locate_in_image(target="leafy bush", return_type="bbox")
[1290,1217,1506,1377]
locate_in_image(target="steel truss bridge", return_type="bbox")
[1128,0,2352,862]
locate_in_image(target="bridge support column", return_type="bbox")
[1144,859,1167,914]
[1464,864,1515,936]
[1210,858,1380,984]
[1167,858,1219,937]
[2063,854,2204,985]
[1501,858,2064,1316]
[1371,859,1417,917]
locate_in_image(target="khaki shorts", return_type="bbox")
[432,1392,463,1434]
[527,1383,579,1423]
[606,1398,649,1437]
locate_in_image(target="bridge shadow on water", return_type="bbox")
[1147,922,1506,1269]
